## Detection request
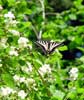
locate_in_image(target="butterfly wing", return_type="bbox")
[49,41,64,54]
[35,40,64,55]
[35,40,48,55]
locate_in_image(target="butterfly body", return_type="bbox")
[35,40,64,55]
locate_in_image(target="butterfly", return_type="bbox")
[35,40,64,55]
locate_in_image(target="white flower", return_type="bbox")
[4,19,19,26]
[69,67,78,81]
[69,67,78,74]
[0,5,3,10]
[19,77,25,83]
[9,19,19,26]
[22,67,30,74]
[13,74,26,83]
[9,46,18,56]
[0,87,13,96]
[4,11,15,19]
[13,75,20,81]
[9,30,20,36]
[18,37,29,48]
[4,12,18,27]
[21,63,32,74]
[18,90,27,99]
[0,37,8,48]
[70,73,78,80]
[25,78,35,87]
[11,20,19,24]
[13,74,27,83]
[26,78,35,84]
[38,64,51,76]
[13,75,26,83]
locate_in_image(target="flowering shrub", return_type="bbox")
[0,0,84,100]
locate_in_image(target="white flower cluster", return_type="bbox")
[18,37,29,48]
[4,11,19,27]
[0,37,8,48]
[21,62,33,74]
[0,87,16,96]
[38,64,52,76]
[18,90,27,99]
[4,12,15,19]
[0,87,27,99]
[18,37,32,49]
[9,46,18,56]
[13,75,25,83]
[25,78,36,87]
[8,29,20,36]
[69,67,78,81]
[13,75,36,88]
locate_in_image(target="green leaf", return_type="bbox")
[69,14,77,20]
[22,21,31,27]
[25,9,33,14]
[1,73,15,88]
[58,46,68,51]
[67,90,77,99]
[52,90,65,100]
[77,88,84,93]
[0,29,5,36]
[7,0,15,6]
[33,59,42,68]
[18,59,26,66]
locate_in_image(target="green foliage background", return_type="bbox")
[0,0,84,100]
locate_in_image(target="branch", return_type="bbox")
[31,25,39,40]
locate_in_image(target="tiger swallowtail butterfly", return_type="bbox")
[35,40,64,55]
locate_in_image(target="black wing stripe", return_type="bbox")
[49,42,64,53]
[35,41,48,54]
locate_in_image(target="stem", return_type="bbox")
[62,90,69,100]
[38,0,45,39]
[31,25,39,40]
[45,12,59,16]
[32,61,52,96]
[39,0,45,21]
[57,58,61,70]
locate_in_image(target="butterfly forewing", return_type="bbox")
[35,40,49,54]
[38,40,48,51]
[49,42,63,52]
